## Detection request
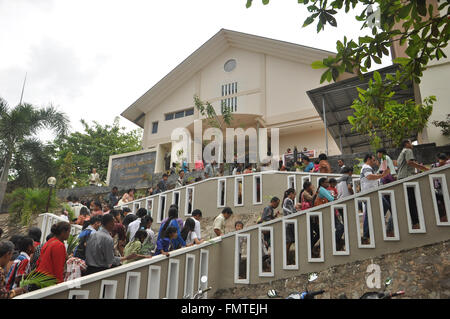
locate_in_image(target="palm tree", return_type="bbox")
[0,97,69,207]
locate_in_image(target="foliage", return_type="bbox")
[432,114,450,137]
[57,152,77,189]
[0,98,69,206]
[353,157,364,175]
[245,1,448,146]
[176,148,184,158]
[348,71,434,149]
[6,187,57,226]
[66,234,79,256]
[294,162,305,171]
[246,1,449,83]
[8,140,57,189]
[134,189,147,200]
[194,95,234,129]
[54,117,142,187]
[20,270,58,289]
[62,203,75,221]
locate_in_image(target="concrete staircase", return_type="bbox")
[18,166,450,299]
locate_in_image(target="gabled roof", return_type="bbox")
[121,29,336,128]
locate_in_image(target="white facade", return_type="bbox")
[122,29,343,173]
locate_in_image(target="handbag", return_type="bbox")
[300,192,312,210]
[314,196,328,207]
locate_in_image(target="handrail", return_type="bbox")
[115,170,361,208]
[223,164,450,238]
[14,236,222,299]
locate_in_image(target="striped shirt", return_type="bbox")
[6,252,30,290]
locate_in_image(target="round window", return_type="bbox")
[224,59,236,72]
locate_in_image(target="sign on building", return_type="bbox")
[107,150,156,189]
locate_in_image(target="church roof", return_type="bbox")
[121,29,336,128]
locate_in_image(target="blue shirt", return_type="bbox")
[154,237,172,255]
[157,219,186,249]
[304,162,314,172]
[318,186,335,202]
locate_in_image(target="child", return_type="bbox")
[154,227,178,257]
[235,221,244,231]
[327,178,338,199]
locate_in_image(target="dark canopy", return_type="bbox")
[306,64,416,154]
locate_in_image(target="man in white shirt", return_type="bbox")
[127,208,148,242]
[337,167,354,199]
[176,170,186,188]
[70,196,84,218]
[89,168,100,186]
[191,209,203,240]
[211,207,233,238]
[360,154,390,192]
[360,154,390,239]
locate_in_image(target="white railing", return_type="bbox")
[39,213,82,243]
[22,166,449,299]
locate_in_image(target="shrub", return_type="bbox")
[7,188,57,226]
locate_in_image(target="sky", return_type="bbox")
[0,0,391,140]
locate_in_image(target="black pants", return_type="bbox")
[334,215,344,244]
[407,187,419,225]
[85,265,108,276]
[310,220,320,250]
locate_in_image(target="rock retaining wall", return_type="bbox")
[214,240,450,299]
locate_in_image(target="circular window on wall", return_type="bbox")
[224,59,236,72]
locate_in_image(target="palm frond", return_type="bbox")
[66,233,79,256]
[0,96,9,117]
[20,270,58,288]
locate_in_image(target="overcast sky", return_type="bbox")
[0,0,391,140]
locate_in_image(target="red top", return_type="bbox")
[36,237,66,283]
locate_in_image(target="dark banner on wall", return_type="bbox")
[108,151,157,189]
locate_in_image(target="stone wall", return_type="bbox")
[214,240,450,299]
[56,170,204,200]
[0,213,39,240]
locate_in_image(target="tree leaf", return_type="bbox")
[303,16,315,27]
[311,60,326,69]
[324,12,337,27]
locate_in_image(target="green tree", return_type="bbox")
[432,114,450,137]
[7,140,57,190]
[246,1,448,83]
[0,98,68,207]
[348,70,434,149]
[246,0,448,146]
[54,117,142,186]
[57,151,77,189]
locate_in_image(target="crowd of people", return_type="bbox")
[256,140,449,261]
[0,139,448,298]
[0,199,233,298]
